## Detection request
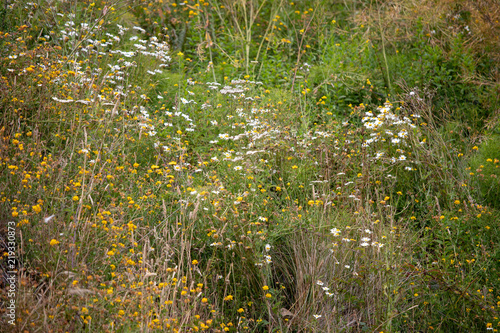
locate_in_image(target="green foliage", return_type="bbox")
[1,0,500,332]
[469,135,500,209]
[397,209,500,331]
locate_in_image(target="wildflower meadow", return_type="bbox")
[1,0,499,332]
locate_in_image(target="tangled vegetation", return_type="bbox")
[1,0,499,332]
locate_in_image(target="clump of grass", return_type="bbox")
[469,134,500,209]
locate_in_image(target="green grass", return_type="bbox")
[1,0,500,332]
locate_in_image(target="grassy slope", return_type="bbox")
[1,0,499,332]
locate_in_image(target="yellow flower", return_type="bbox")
[262,285,269,291]
[224,295,233,301]
[201,298,208,303]
[32,205,42,213]
[192,259,199,265]
[265,293,272,298]
[72,195,79,202]
[50,239,60,246]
